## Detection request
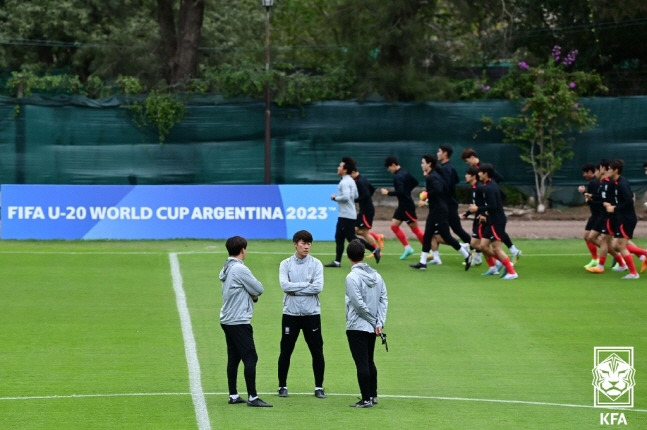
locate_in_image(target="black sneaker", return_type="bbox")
[324,261,341,268]
[464,253,473,271]
[228,396,245,404]
[370,396,378,405]
[314,388,326,399]
[247,397,273,407]
[373,248,381,264]
[349,399,373,408]
[278,387,288,397]
[409,262,427,270]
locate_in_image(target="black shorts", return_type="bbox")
[356,210,375,229]
[590,213,606,233]
[613,215,637,239]
[471,218,486,239]
[486,223,508,242]
[392,203,418,224]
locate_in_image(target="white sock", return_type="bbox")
[433,250,441,261]
[459,247,470,258]
[510,245,519,253]
[420,252,428,264]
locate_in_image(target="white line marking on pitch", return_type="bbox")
[1,391,645,413]
[169,253,211,430]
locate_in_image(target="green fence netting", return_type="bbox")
[1,95,646,205]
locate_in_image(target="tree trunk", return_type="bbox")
[157,0,205,87]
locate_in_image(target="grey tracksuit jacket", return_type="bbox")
[345,262,388,332]
[219,257,264,325]
[278,253,324,316]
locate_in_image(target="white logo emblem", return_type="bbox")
[592,347,635,408]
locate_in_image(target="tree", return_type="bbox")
[156,0,205,86]
[483,46,606,212]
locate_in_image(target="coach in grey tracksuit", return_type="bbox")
[326,157,359,267]
[219,236,272,407]
[277,230,326,398]
[345,239,388,408]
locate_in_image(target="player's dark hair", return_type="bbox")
[598,159,610,170]
[438,144,453,157]
[466,166,480,176]
[478,163,495,177]
[461,148,477,160]
[292,230,313,244]
[346,239,366,262]
[581,163,596,173]
[609,158,624,174]
[342,156,356,174]
[384,156,399,167]
[226,236,247,256]
[422,153,437,169]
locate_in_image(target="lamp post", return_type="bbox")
[262,0,274,184]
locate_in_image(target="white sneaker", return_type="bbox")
[502,273,519,280]
[622,273,640,279]
[612,265,628,272]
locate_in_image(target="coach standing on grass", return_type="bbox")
[277,230,327,399]
[345,239,388,408]
[219,235,273,407]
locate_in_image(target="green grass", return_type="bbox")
[1,239,646,429]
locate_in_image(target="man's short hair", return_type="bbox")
[598,159,610,169]
[609,158,625,174]
[346,239,365,262]
[226,236,247,256]
[438,144,453,158]
[342,156,356,174]
[384,156,399,168]
[292,230,313,244]
[422,153,437,169]
[478,163,495,177]
[461,148,477,160]
[581,163,596,173]
[466,166,480,177]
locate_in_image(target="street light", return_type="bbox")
[262,0,274,184]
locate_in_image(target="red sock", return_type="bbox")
[499,257,516,274]
[370,232,380,241]
[586,241,598,259]
[614,254,626,267]
[627,244,647,258]
[623,254,638,275]
[486,256,496,267]
[599,256,607,266]
[411,226,425,244]
[391,225,408,246]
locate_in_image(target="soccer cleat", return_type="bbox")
[228,396,246,404]
[622,273,640,279]
[278,387,288,397]
[472,255,483,266]
[399,248,414,260]
[502,273,519,280]
[464,253,473,271]
[373,248,381,264]
[428,259,442,265]
[377,234,385,250]
[427,254,435,261]
[409,262,427,270]
[349,399,373,408]
[324,261,341,268]
[499,266,508,278]
[586,266,604,274]
[247,397,273,407]
[642,258,647,274]
[612,264,628,272]
[584,259,599,268]
[314,389,326,399]
[482,267,499,276]
[512,249,522,263]
[370,397,379,405]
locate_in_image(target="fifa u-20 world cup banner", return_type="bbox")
[1,184,338,240]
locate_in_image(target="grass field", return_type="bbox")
[1,238,646,429]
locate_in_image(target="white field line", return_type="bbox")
[1,391,645,414]
[169,253,211,430]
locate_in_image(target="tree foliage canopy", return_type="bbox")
[0,0,645,101]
